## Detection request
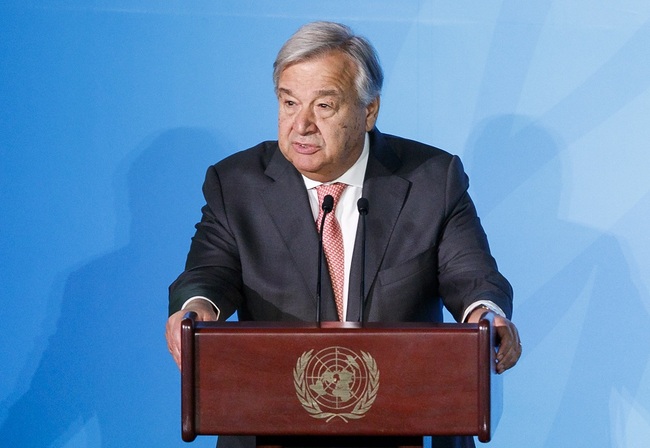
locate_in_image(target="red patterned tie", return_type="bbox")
[316,183,347,321]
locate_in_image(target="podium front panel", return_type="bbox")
[181,321,500,441]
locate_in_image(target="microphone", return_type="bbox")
[357,197,369,323]
[316,194,334,323]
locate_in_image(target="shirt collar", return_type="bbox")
[302,133,369,190]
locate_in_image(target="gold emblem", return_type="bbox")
[293,346,379,422]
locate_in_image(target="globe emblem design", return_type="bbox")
[294,346,380,422]
[306,346,368,410]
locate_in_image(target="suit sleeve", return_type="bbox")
[436,156,513,321]
[168,165,243,318]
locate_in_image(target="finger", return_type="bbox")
[495,325,522,373]
[496,345,519,373]
[165,316,183,370]
[173,319,182,369]
[499,346,522,372]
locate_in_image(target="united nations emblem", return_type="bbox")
[293,346,379,422]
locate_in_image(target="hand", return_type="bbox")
[165,300,218,369]
[467,308,522,374]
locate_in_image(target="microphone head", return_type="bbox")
[357,197,369,215]
[322,195,334,213]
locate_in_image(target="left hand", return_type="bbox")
[467,308,522,374]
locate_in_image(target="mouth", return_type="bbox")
[293,142,320,155]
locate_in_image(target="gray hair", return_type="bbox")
[273,21,383,106]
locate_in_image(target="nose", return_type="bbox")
[293,106,317,135]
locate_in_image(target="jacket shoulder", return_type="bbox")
[381,132,454,161]
[212,140,278,172]
[374,132,460,180]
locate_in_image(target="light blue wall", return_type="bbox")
[1,1,649,447]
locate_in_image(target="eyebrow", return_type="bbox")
[278,88,342,98]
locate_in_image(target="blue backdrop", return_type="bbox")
[2,1,649,447]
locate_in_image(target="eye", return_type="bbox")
[318,102,336,110]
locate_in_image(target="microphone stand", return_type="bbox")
[357,198,369,323]
[316,195,334,323]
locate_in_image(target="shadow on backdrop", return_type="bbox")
[465,115,650,446]
[0,128,224,447]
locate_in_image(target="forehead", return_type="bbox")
[278,51,357,95]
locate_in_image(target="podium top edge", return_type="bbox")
[191,320,484,332]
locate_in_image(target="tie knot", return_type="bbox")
[316,182,347,207]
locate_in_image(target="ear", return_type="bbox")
[364,96,381,131]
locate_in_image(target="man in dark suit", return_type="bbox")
[166,21,521,448]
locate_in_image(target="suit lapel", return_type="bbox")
[259,146,338,321]
[347,130,410,321]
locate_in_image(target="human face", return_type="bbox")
[276,51,380,182]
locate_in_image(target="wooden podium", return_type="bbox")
[180,313,502,447]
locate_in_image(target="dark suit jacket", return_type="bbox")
[170,128,512,321]
[169,128,512,448]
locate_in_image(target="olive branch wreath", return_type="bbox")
[293,349,380,423]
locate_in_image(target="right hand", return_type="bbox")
[165,300,218,369]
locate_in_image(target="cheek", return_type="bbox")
[337,118,362,141]
[278,116,291,135]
